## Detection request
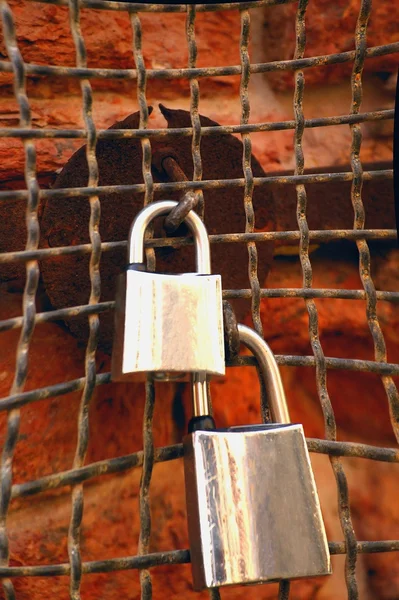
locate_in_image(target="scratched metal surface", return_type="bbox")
[0,0,398,599]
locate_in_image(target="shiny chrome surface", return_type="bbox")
[111,270,225,380]
[184,324,331,590]
[128,200,211,273]
[184,424,331,590]
[237,324,290,425]
[111,200,224,381]
[191,373,210,417]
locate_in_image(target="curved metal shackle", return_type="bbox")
[237,324,290,425]
[128,200,211,274]
[191,324,291,424]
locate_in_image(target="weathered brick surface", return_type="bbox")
[0,1,398,597]
[0,0,241,94]
[2,249,399,598]
[262,0,399,90]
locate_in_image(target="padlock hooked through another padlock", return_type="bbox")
[111,200,225,382]
[184,324,332,590]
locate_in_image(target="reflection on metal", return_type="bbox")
[184,325,330,589]
[237,324,289,424]
[111,201,225,381]
[185,424,331,589]
[0,1,398,599]
[126,200,211,269]
[192,373,210,417]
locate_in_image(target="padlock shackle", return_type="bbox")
[238,324,290,425]
[190,325,291,426]
[128,200,211,274]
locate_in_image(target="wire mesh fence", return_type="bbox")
[0,0,398,599]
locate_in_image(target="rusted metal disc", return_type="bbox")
[40,106,275,353]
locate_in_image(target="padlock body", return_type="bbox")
[111,270,225,381]
[183,423,331,590]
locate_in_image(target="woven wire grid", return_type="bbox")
[0,0,398,599]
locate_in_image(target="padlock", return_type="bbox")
[184,324,331,590]
[111,200,225,381]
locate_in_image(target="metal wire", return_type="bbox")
[1,352,399,416]
[0,227,397,267]
[0,0,398,599]
[26,0,298,12]
[6,439,398,501]
[66,1,101,598]
[1,41,397,83]
[349,1,399,446]
[1,283,399,336]
[130,12,156,600]
[0,540,397,579]
[0,108,395,140]
[187,5,204,221]
[240,9,263,337]
[0,168,392,203]
[0,3,40,599]
[292,1,358,597]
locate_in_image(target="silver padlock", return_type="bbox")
[184,324,331,590]
[111,200,225,381]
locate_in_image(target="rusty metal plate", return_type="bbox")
[40,107,275,352]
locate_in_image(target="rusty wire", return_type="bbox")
[5,438,398,501]
[239,13,284,596]
[0,168,393,204]
[0,539,398,580]
[0,540,398,580]
[1,351,399,416]
[0,225,397,267]
[240,9,263,338]
[0,108,395,141]
[0,42,398,83]
[0,2,40,600]
[187,5,204,222]
[1,283,399,337]
[66,1,102,599]
[130,12,156,600]
[0,109,396,143]
[292,0,359,597]
[0,0,398,599]
[349,0,399,446]
[21,0,298,11]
